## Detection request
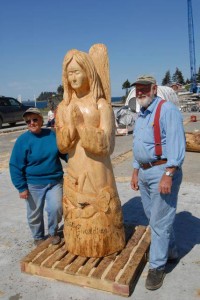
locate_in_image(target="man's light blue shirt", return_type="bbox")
[133,96,186,169]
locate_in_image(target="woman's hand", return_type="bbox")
[19,190,29,199]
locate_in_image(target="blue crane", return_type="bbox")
[187,0,197,92]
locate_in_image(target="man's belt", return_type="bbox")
[140,159,167,170]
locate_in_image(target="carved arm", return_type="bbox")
[72,100,115,156]
[55,101,77,153]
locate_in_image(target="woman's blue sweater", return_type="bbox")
[9,129,67,192]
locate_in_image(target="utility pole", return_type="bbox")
[187,0,197,92]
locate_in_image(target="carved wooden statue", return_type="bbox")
[56,44,125,257]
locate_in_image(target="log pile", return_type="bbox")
[185,132,200,152]
[184,116,200,153]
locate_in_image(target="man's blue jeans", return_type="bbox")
[138,164,182,270]
[26,180,63,240]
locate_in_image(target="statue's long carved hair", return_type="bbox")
[62,49,105,105]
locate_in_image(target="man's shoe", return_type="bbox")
[49,235,61,245]
[34,239,45,246]
[145,268,165,290]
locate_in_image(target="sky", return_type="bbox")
[0,0,200,100]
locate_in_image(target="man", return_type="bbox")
[131,75,185,290]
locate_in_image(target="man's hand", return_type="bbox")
[131,169,139,191]
[159,174,172,194]
[159,167,176,194]
[19,190,29,199]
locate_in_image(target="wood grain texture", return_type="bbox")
[186,132,200,152]
[56,44,125,257]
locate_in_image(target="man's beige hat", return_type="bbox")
[23,107,43,119]
[131,75,156,86]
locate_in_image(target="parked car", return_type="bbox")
[0,96,33,129]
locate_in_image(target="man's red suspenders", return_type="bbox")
[153,100,166,157]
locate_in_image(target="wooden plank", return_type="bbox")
[127,226,146,247]
[66,256,89,274]
[105,226,146,281]
[22,263,118,295]
[42,245,68,268]
[118,229,150,285]
[33,241,65,266]
[78,257,102,276]
[54,252,77,271]
[21,238,52,263]
[91,253,117,279]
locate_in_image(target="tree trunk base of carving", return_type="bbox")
[63,175,126,257]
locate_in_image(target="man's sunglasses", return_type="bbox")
[25,118,39,125]
[136,85,152,96]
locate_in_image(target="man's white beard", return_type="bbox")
[136,96,153,108]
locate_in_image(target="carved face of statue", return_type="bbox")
[67,58,89,94]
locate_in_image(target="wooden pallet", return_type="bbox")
[20,225,150,297]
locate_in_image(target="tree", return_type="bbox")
[162,70,171,86]
[172,68,185,84]
[122,79,131,96]
[57,85,64,95]
[185,78,191,84]
[36,92,56,102]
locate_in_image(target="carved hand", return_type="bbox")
[56,103,78,152]
[72,104,84,123]
[72,105,84,132]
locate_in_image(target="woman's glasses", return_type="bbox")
[25,118,39,125]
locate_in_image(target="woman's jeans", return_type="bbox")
[26,180,63,240]
[138,164,182,270]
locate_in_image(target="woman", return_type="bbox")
[46,104,55,127]
[9,107,67,246]
[56,48,125,257]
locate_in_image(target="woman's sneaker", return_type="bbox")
[34,239,45,246]
[48,235,61,245]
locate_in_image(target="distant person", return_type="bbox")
[46,105,55,127]
[9,107,68,246]
[131,75,185,290]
